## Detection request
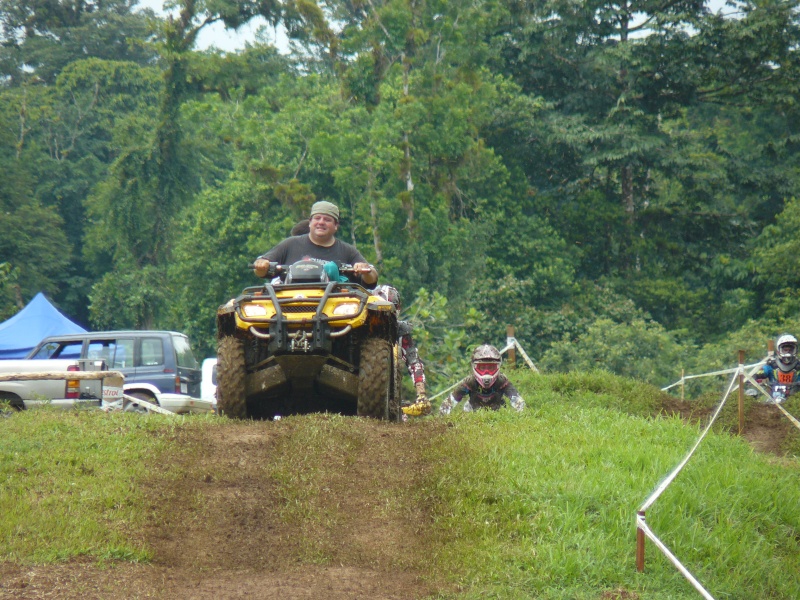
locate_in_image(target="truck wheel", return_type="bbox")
[124,391,155,414]
[357,337,392,419]
[217,335,247,419]
[0,392,23,415]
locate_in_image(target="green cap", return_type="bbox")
[310,200,339,222]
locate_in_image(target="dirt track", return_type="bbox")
[0,419,447,600]
[0,400,793,600]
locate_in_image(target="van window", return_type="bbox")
[140,338,164,367]
[172,335,199,369]
[87,341,116,365]
[112,339,134,369]
[48,341,83,359]
[29,341,62,359]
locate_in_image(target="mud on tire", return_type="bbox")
[357,337,392,419]
[388,344,403,422]
[217,335,247,419]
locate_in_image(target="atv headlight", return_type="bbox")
[242,303,269,317]
[332,302,360,316]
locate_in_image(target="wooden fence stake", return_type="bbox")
[636,511,646,572]
[738,349,745,435]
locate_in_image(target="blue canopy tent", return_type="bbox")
[0,293,87,359]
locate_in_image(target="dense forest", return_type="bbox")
[1,0,799,391]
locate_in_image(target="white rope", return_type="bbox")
[774,403,800,430]
[636,515,715,600]
[428,381,461,402]
[637,359,781,597]
[661,361,766,391]
[640,366,740,512]
[507,338,539,372]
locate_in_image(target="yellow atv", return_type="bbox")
[215,260,401,420]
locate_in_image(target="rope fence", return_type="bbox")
[637,349,800,598]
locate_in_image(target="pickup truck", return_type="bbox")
[0,358,117,410]
[25,331,212,415]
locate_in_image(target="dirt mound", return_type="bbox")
[2,398,796,599]
[0,418,448,600]
[659,396,796,456]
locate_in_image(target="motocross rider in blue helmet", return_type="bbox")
[754,333,800,403]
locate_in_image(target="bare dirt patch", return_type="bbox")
[0,418,447,600]
[659,396,796,456]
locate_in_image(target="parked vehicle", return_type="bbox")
[201,357,217,410]
[26,331,211,414]
[0,358,106,410]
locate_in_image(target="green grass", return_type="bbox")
[0,407,181,563]
[424,369,800,599]
[2,370,800,599]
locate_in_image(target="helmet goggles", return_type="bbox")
[473,362,500,377]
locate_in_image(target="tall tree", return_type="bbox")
[85,0,326,328]
[0,0,158,85]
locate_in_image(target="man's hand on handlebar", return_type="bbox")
[353,262,378,285]
[253,258,273,278]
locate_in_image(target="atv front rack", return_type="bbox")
[234,281,371,353]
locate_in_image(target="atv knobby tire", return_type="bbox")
[388,343,403,422]
[217,335,247,419]
[357,337,392,419]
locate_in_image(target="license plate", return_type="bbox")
[181,383,188,394]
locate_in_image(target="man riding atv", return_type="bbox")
[216,201,398,421]
[253,201,378,287]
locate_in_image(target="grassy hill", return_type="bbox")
[1,371,799,599]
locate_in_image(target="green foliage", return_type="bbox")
[165,174,288,357]
[1,0,800,385]
[540,317,689,388]
[88,265,168,330]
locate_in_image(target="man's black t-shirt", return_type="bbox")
[259,235,372,286]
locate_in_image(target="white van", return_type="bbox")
[201,357,217,409]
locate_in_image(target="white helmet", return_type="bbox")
[776,333,798,366]
[374,285,401,311]
[471,344,502,388]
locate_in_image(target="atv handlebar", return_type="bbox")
[248,261,369,276]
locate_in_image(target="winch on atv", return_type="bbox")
[215,260,400,420]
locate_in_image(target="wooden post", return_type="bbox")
[738,350,745,435]
[768,339,775,356]
[636,511,646,572]
[506,325,516,369]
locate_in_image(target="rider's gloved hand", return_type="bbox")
[402,397,431,417]
[402,380,432,416]
[510,395,525,412]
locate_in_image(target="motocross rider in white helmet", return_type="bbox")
[439,344,524,414]
[754,333,800,403]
